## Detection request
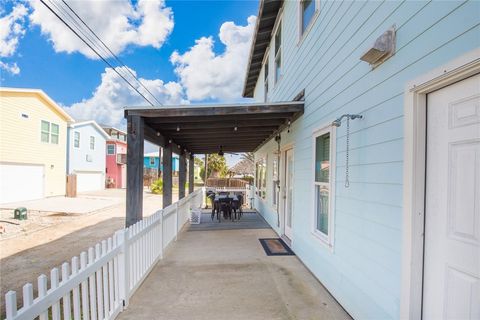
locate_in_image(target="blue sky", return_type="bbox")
[1,0,259,165]
[1,0,258,104]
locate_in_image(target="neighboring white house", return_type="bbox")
[67,121,108,192]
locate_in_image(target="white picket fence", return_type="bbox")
[4,188,205,320]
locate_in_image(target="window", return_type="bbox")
[41,120,59,144]
[150,157,155,166]
[107,144,116,155]
[301,0,316,35]
[41,120,50,143]
[272,158,279,207]
[255,158,267,199]
[51,124,59,144]
[74,131,80,148]
[90,136,95,150]
[264,60,269,102]
[274,24,282,83]
[313,126,335,246]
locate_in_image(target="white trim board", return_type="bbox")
[400,48,480,320]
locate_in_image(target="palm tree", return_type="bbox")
[241,152,254,163]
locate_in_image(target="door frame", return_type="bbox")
[279,143,294,239]
[400,48,480,320]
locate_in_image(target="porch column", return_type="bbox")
[126,115,144,227]
[162,144,173,208]
[157,147,162,178]
[179,152,186,199]
[188,154,194,194]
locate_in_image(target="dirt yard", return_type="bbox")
[0,189,178,315]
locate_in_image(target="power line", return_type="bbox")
[40,0,157,107]
[60,0,163,106]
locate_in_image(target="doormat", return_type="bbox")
[259,238,295,256]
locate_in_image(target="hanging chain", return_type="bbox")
[345,117,350,188]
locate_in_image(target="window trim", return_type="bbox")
[107,144,116,155]
[74,131,80,148]
[255,156,267,200]
[41,120,50,143]
[272,13,283,86]
[89,136,95,150]
[298,0,320,45]
[311,123,336,250]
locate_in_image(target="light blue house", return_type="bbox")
[244,1,480,320]
[144,151,179,174]
[67,120,109,192]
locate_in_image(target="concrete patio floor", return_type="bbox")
[117,221,351,320]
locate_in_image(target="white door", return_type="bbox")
[0,163,44,204]
[284,148,294,239]
[423,74,480,320]
[76,172,104,192]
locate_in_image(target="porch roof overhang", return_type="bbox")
[124,101,304,154]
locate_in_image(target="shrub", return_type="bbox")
[150,179,163,194]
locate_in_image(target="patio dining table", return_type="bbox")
[211,193,243,222]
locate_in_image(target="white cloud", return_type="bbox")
[64,67,188,128]
[29,0,174,59]
[0,61,20,75]
[170,15,256,101]
[0,3,28,57]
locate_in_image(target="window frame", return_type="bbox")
[51,123,59,144]
[273,15,282,85]
[255,156,267,200]
[311,124,336,249]
[272,157,279,208]
[74,131,80,148]
[263,54,269,102]
[298,0,320,43]
[107,144,116,155]
[41,120,50,143]
[89,136,95,150]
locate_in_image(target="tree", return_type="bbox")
[241,152,255,162]
[200,154,228,180]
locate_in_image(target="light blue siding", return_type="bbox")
[253,1,480,319]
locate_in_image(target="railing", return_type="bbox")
[206,184,253,208]
[4,188,205,320]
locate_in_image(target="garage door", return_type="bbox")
[423,74,480,319]
[76,172,104,192]
[0,163,44,204]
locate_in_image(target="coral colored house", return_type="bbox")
[102,127,127,188]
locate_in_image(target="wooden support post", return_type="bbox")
[126,115,144,227]
[162,144,173,208]
[188,155,194,194]
[157,147,162,178]
[179,152,186,199]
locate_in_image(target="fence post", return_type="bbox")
[115,229,130,309]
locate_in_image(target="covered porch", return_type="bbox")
[123,101,304,226]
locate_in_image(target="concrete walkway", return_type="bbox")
[118,222,351,320]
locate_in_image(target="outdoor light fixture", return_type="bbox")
[168,139,172,144]
[287,120,291,133]
[156,131,160,136]
[177,145,181,149]
[360,26,396,68]
[218,146,224,156]
[234,126,238,131]
[176,125,180,132]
